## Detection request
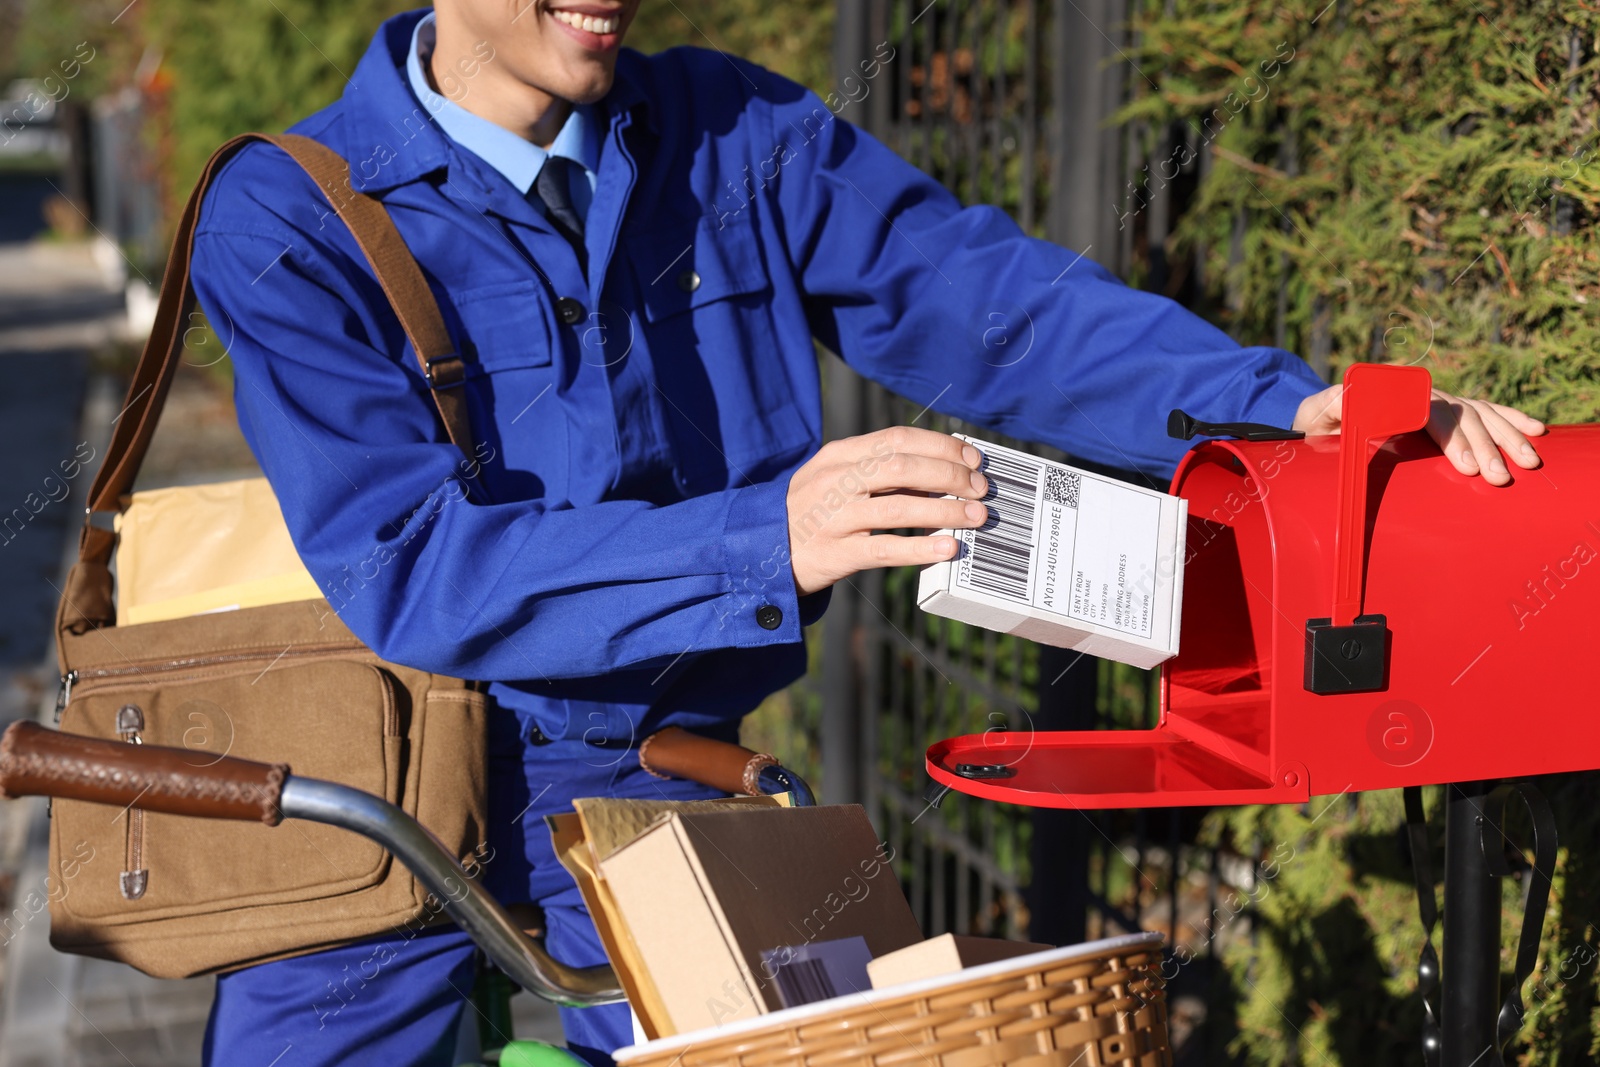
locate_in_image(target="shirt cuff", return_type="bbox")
[1240,349,1327,434]
[719,479,804,645]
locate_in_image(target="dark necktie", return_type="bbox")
[535,156,587,274]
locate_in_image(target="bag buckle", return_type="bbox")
[424,354,467,389]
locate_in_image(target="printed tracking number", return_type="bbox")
[964,446,1042,603]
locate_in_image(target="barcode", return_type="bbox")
[1045,468,1081,509]
[773,957,838,1007]
[964,447,1041,603]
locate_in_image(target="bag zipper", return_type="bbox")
[61,642,367,713]
[117,703,148,901]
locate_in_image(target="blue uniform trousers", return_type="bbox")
[202,713,725,1067]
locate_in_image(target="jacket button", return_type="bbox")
[676,269,701,293]
[556,297,585,325]
[756,604,783,630]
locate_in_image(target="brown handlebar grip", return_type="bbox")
[0,721,290,825]
[637,726,778,797]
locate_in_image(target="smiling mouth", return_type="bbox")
[550,9,621,34]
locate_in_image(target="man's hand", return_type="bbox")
[1292,385,1547,486]
[787,427,989,596]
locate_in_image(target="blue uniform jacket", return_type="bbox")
[191,9,1325,746]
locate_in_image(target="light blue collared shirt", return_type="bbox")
[406,12,597,221]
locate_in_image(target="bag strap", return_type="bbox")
[79,132,476,568]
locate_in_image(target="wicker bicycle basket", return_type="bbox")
[615,932,1171,1067]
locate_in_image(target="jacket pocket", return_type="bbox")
[626,211,770,323]
[54,656,402,924]
[453,281,556,371]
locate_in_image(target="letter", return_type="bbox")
[874,41,897,63]
[74,41,96,62]
[838,470,864,497]
[1224,91,1246,115]
[859,56,881,81]
[1112,198,1140,233]
[457,54,481,79]
[1241,75,1265,101]
[336,963,367,1000]
[844,76,869,104]
[1558,551,1582,580]
[858,855,880,880]
[759,150,782,182]
[823,487,846,512]
[474,40,496,62]
[1539,564,1567,599]
[1259,857,1281,881]
[1,507,29,543]
[1574,541,1597,566]
[392,108,430,146]
[42,475,68,503]
[358,951,383,981]
[1259,57,1281,79]
[707,996,741,1025]
[42,76,69,103]
[59,56,82,80]
[775,140,797,167]
[312,995,344,1029]
[1222,491,1247,515]
[1275,41,1295,62]
[824,891,847,915]
[876,840,896,863]
[23,492,45,515]
[842,875,868,902]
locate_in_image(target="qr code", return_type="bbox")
[1044,468,1081,508]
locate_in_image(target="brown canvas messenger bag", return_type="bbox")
[46,133,492,978]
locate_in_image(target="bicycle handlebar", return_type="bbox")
[0,720,288,823]
[0,720,623,1007]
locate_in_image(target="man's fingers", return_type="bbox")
[1429,398,1510,485]
[850,532,962,570]
[1466,399,1542,470]
[852,426,980,469]
[1480,399,1547,438]
[861,452,987,498]
[857,495,987,533]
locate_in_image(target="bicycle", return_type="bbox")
[0,720,815,1067]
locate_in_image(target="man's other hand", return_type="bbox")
[787,427,989,596]
[1292,385,1548,486]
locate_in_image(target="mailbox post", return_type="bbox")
[928,364,1588,1064]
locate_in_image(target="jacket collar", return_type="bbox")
[330,8,658,196]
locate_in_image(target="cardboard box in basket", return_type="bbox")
[546,795,787,1040]
[867,933,1053,989]
[598,804,923,1035]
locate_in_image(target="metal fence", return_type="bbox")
[764,0,1248,1056]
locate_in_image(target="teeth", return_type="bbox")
[552,10,619,33]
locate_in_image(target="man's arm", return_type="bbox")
[751,63,1543,482]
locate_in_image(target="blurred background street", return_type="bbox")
[1,1,1598,1065]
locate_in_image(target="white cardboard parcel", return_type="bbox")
[918,435,1187,670]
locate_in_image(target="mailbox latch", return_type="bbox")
[1304,613,1389,694]
[1167,409,1306,442]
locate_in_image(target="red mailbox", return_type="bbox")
[929,364,1600,808]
